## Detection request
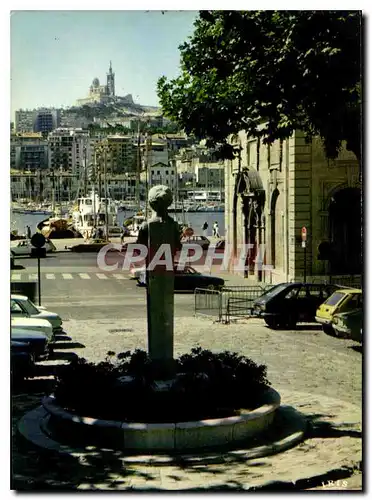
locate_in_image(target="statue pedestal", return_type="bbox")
[147,271,176,379]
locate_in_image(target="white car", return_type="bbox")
[11,294,63,333]
[10,238,56,256]
[129,266,146,280]
[11,317,54,342]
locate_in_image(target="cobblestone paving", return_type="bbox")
[12,316,362,491]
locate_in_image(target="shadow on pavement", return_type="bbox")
[11,384,362,491]
[50,342,85,350]
[48,351,79,362]
[348,345,363,353]
[12,264,25,270]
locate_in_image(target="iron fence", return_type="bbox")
[194,285,273,322]
[306,276,362,289]
[194,288,222,320]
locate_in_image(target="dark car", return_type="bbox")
[253,282,338,329]
[181,235,210,251]
[10,251,15,269]
[138,265,224,292]
[11,329,49,360]
[11,340,35,382]
[215,239,225,251]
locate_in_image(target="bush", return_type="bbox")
[53,347,270,423]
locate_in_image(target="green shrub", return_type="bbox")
[53,347,269,423]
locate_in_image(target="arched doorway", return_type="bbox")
[329,187,361,274]
[270,189,279,268]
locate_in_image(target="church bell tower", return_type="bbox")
[107,61,115,97]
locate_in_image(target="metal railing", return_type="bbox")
[304,276,362,289]
[195,285,273,323]
[194,288,222,320]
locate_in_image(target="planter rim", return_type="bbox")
[42,386,281,430]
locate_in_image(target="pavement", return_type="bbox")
[11,252,362,490]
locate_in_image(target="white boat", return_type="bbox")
[72,190,119,239]
[125,213,146,238]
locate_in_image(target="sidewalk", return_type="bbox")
[13,316,362,491]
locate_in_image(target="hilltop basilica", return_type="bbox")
[76,62,116,106]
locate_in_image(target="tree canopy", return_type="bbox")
[157,10,361,161]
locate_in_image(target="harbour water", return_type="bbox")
[11,210,225,238]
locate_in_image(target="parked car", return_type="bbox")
[11,329,50,360]
[11,294,63,334]
[11,317,54,342]
[331,309,363,342]
[253,282,338,329]
[10,238,56,256]
[11,340,35,381]
[10,251,15,269]
[137,265,224,291]
[181,235,210,251]
[130,265,146,280]
[315,288,362,335]
[215,239,225,252]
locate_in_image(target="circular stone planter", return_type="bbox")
[41,387,281,452]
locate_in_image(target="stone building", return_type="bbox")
[224,130,361,284]
[76,62,115,106]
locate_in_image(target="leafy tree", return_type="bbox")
[157,10,361,161]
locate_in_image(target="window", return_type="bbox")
[285,287,299,299]
[166,170,169,175]
[11,300,24,314]
[324,292,345,307]
[346,294,362,310]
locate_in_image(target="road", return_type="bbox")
[11,253,198,320]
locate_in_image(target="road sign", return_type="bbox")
[30,233,45,306]
[31,232,46,248]
[184,227,194,238]
[301,227,307,242]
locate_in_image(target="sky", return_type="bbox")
[10,10,198,117]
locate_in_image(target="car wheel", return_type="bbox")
[207,284,215,290]
[322,324,335,336]
[286,315,297,329]
[265,317,280,329]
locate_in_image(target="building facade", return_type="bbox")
[48,128,91,176]
[10,133,49,171]
[149,162,176,189]
[194,162,225,190]
[105,135,136,174]
[34,109,61,135]
[224,130,361,283]
[14,110,35,133]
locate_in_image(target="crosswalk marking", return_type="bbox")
[11,272,132,282]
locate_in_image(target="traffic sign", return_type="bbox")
[184,227,194,237]
[301,227,307,242]
[31,233,46,249]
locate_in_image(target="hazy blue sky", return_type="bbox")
[10,10,197,117]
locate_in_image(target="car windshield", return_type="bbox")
[324,292,346,306]
[184,266,199,274]
[258,283,292,300]
[20,298,40,315]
